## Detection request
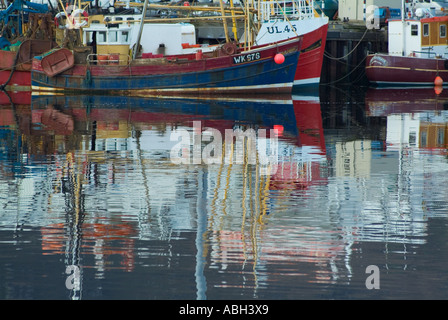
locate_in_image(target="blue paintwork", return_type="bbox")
[32,50,300,93]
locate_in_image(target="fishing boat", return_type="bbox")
[182,0,329,89]
[254,0,329,89]
[0,0,56,90]
[31,33,303,94]
[31,37,302,94]
[79,0,328,90]
[366,2,447,87]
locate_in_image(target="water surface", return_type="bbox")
[1,86,448,300]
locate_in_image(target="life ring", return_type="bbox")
[68,9,89,28]
[54,12,67,28]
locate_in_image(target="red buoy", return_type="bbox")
[434,76,443,86]
[274,53,285,64]
[273,125,284,137]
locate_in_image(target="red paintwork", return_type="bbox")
[0,90,32,105]
[0,39,57,88]
[293,99,326,154]
[32,37,303,94]
[41,48,75,77]
[421,16,448,23]
[366,54,448,85]
[294,23,329,84]
[366,87,448,116]
[0,50,31,87]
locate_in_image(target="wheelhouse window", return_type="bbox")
[423,23,429,36]
[411,24,418,36]
[421,130,427,147]
[437,128,445,146]
[98,31,106,43]
[109,31,118,42]
[121,31,129,43]
[85,31,92,43]
[440,24,446,38]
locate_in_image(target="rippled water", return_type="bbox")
[1,86,448,300]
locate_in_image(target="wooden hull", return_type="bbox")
[366,54,448,86]
[0,40,57,90]
[31,38,302,95]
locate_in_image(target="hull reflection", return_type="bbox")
[366,87,448,117]
[1,92,330,298]
[2,89,448,299]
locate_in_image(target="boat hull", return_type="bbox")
[366,54,448,86]
[0,49,31,89]
[256,17,329,88]
[294,22,328,88]
[0,40,57,90]
[0,69,31,90]
[31,38,302,95]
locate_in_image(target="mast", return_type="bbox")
[229,0,238,40]
[133,0,149,59]
[219,0,230,43]
[401,0,406,56]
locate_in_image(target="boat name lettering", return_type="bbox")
[233,52,261,64]
[266,24,297,34]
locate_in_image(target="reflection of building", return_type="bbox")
[6,91,448,299]
[334,140,372,177]
[1,94,333,296]
[387,112,448,150]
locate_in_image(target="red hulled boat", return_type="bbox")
[255,0,329,89]
[366,12,447,87]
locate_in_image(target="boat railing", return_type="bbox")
[411,48,438,59]
[257,0,316,22]
[87,53,130,65]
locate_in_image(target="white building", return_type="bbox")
[338,0,403,22]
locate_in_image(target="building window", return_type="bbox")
[440,24,446,38]
[411,24,418,36]
[423,23,429,36]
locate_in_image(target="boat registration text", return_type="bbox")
[233,52,261,64]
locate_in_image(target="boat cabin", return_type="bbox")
[81,14,199,62]
[82,15,133,64]
[388,15,447,58]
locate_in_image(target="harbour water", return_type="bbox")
[1,85,448,300]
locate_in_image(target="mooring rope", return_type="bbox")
[321,54,368,85]
[324,27,369,60]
